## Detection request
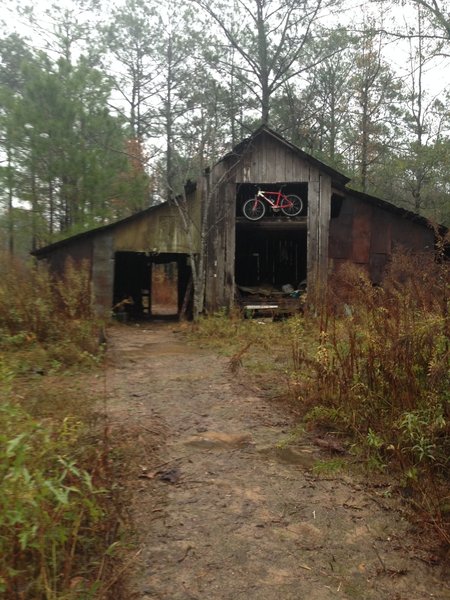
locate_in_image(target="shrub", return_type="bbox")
[289,249,449,541]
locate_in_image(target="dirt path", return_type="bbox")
[103,323,449,600]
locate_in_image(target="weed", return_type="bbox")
[275,425,305,449]
[0,254,100,365]
[312,458,346,475]
[0,396,120,598]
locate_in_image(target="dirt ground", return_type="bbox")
[102,322,450,600]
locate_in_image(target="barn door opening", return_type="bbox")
[113,252,192,320]
[235,228,307,289]
[113,251,151,319]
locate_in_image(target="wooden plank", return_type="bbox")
[285,149,294,182]
[291,154,309,181]
[260,135,267,182]
[275,142,286,182]
[223,182,236,310]
[317,174,331,295]
[204,170,217,311]
[92,232,114,317]
[307,179,320,303]
[236,217,307,229]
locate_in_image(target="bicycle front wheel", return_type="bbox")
[243,197,266,220]
[281,194,303,217]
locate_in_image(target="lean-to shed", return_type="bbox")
[33,185,201,318]
[33,126,438,318]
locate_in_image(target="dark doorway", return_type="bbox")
[113,252,151,319]
[235,226,307,290]
[113,252,192,320]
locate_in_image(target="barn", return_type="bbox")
[33,126,437,318]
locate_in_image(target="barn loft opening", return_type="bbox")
[113,251,191,320]
[234,182,308,297]
[235,182,308,218]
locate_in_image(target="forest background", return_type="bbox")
[1,0,449,256]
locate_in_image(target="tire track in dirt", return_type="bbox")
[103,323,450,600]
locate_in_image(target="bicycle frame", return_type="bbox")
[256,189,291,209]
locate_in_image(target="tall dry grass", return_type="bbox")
[289,248,449,543]
[0,255,99,366]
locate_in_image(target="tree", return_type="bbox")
[344,26,402,192]
[105,0,158,140]
[397,6,450,213]
[0,34,37,254]
[193,0,343,125]
[271,27,354,169]
[0,27,150,252]
[408,0,450,42]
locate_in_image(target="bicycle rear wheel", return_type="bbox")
[243,198,266,220]
[281,194,303,217]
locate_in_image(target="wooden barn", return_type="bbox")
[33,126,437,318]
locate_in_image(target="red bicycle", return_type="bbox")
[242,189,303,221]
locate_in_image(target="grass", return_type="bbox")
[312,458,347,475]
[0,255,127,599]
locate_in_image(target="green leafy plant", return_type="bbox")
[0,402,108,598]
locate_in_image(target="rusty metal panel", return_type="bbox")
[391,216,434,252]
[352,203,372,263]
[42,238,92,275]
[370,253,389,284]
[370,207,392,254]
[329,213,353,259]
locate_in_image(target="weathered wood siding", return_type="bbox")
[92,232,114,318]
[36,237,93,275]
[204,160,237,312]
[114,194,201,254]
[307,173,331,305]
[231,134,314,183]
[205,130,333,310]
